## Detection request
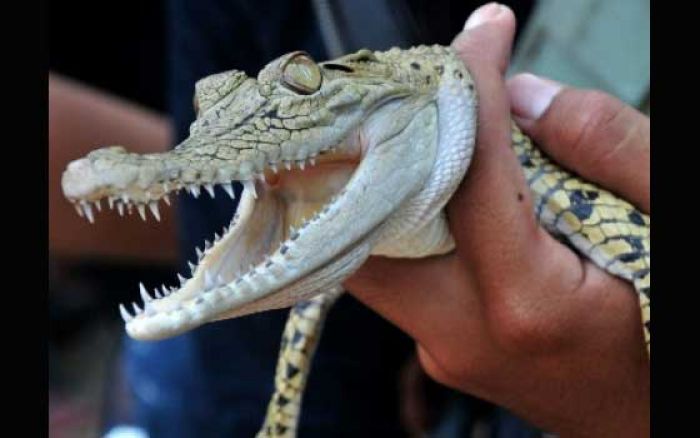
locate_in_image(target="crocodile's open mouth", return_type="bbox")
[64,129,364,339]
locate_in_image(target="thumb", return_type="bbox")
[507,74,650,213]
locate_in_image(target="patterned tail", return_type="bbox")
[511,124,650,353]
[256,286,344,437]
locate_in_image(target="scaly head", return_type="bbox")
[61,46,476,340]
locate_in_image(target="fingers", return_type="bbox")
[345,254,471,343]
[455,2,516,75]
[508,74,650,212]
[448,5,575,292]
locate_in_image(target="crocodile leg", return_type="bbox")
[257,286,344,438]
[511,124,651,352]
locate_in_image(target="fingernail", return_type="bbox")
[508,73,563,120]
[464,3,507,31]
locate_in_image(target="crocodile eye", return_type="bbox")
[281,52,322,94]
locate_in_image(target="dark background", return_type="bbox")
[50,1,534,113]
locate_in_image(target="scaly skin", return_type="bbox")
[61,46,650,437]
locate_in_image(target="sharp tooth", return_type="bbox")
[117,203,125,216]
[298,160,305,170]
[214,232,220,241]
[222,182,235,199]
[310,157,316,166]
[132,302,142,314]
[177,273,187,285]
[154,288,163,299]
[204,270,214,289]
[163,182,169,192]
[74,203,84,217]
[108,197,115,209]
[162,285,170,296]
[83,202,95,223]
[243,180,257,199]
[204,183,215,198]
[94,200,102,211]
[270,163,278,174]
[163,194,171,206]
[284,160,292,171]
[204,240,212,250]
[195,247,204,260]
[139,282,153,303]
[188,185,200,198]
[188,261,196,274]
[148,202,161,221]
[137,204,147,221]
[119,304,133,322]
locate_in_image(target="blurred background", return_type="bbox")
[49,1,649,437]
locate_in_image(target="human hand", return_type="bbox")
[344,3,649,437]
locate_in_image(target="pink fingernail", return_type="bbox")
[508,73,563,120]
[464,3,507,31]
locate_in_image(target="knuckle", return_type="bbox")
[564,90,628,161]
[416,346,482,390]
[486,285,571,355]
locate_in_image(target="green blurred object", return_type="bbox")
[510,0,650,112]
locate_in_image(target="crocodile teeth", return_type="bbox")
[82,202,95,223]
[188,185,201,198]
[94,200,102,211]
[74,203,84,217]
[204,240,212,250]
[132,302,143,314]
[154,288,163,299]
[196,247,204,260]
[177,273,187,285]
[188,261,196,274]
[243,180,257,199]
[309,157,316,166]
[297,160,305,170]
[222,182,235,199]
[270,163,278,174]
[284,160,292,171]
[149,202,161,221]
[163,194,171,206]
[108,197,115,209]
[119,304,133,322]
[117,203,125,216]
[137,204,147,221]
[204,183,216,198]
[139,282,153,303]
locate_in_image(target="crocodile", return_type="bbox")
[61,45,650,437]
